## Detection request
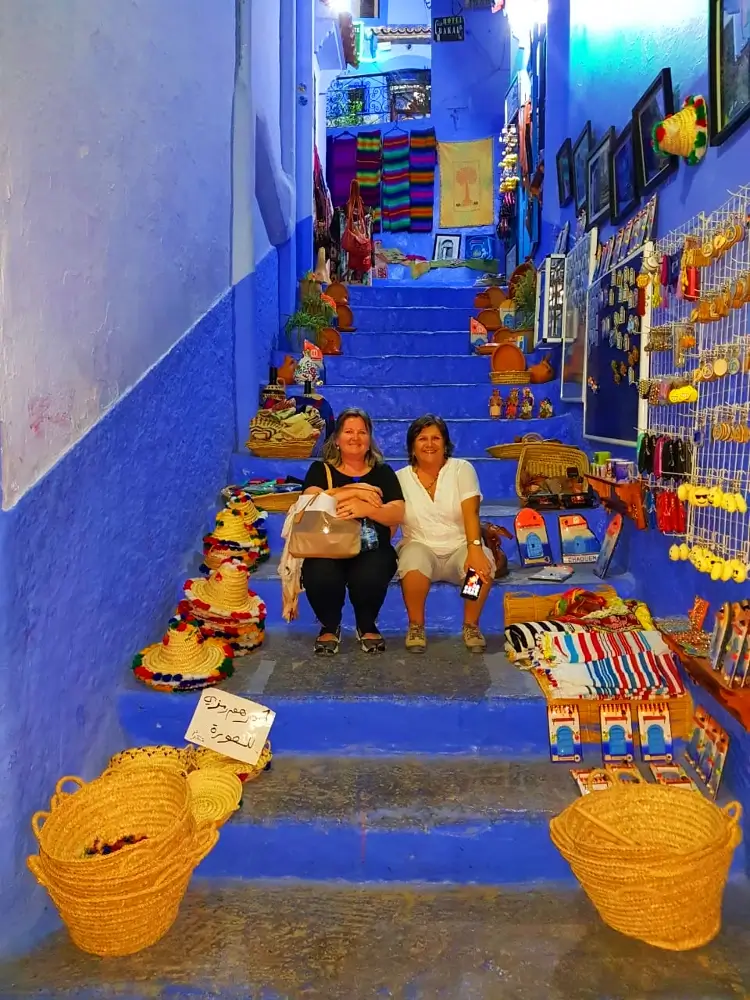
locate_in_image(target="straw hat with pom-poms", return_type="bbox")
[652,95,708,166]
[184,558,258,619]
[176,599,266,655]
[131,618,234,693]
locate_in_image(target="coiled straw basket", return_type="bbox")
[27,769,218,957]
[549,770,742,951]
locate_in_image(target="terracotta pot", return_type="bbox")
[474,291,491,309]
[337,302,355,332]
[529,356,555,384]
[319,327,342,355]
[476,308,501,332]
[487,286,508,308]
[326,282,349,305]
[277,355,297,385]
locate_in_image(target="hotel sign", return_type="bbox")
[433,16,464,42]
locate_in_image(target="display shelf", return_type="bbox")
[662,632,750,732]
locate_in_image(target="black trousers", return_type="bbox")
[302,545,397,634]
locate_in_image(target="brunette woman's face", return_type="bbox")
[338,416,370,462]
[412,424,446,464]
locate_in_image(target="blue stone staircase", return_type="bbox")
[6,282,748,997]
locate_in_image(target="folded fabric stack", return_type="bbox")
[247,399,325,459]
[180,558,267,655]
[201,508,270,574]
[531,629,685,700]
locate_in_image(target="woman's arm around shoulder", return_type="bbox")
[362,463,404,528]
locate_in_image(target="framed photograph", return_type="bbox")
[633,68,677,196]
[554,221,570,254]
[572,121,594,216]
[586,128,614,231]
[610,122,640,223]
[506,242,518,278]
[464,234,494,260]
[556,138,574,206]
[709,0,750,146]
[432,233,461,261]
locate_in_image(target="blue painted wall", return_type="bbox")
[545,0,750,615]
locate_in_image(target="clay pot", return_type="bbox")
[481,523,514,579]
[487,286,508,308]
[337,302,355,332]
[326,282,349,305]
[277,355,297,385]
[476,308,501,332]
[474,291,491,309]
[319,327,342,356]
[528,356,555,384]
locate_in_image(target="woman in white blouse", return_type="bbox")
[396,415,496,654]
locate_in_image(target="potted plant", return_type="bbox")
[283,279,338,352]
[512,266,538,332]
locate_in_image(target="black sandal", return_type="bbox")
[356,630,386,654]
[314,628,341,657]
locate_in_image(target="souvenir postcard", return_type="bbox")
[600,703,634,763]
[548,703,582,763]
[637,702,674,762]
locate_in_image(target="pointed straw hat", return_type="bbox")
[184,558,258,619]
[652,95,708,166]
[211,511,258,545]
[225,496,264,526]
[132,619,234,692]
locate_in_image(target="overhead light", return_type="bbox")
[326,0,351,13]
[505,0,547,41]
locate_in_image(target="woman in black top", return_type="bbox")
[301,408,404,655]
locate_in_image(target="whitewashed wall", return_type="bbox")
[0,0,234,506]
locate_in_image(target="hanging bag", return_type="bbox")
[288,464,362,559]
[341,180,372,272]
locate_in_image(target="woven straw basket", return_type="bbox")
[550,771,742,951]
[27,769,218,956]
[516,443,590,499]
[187,770,243,827]
[253,492,301,513]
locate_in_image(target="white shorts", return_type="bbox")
[396,540,496,585]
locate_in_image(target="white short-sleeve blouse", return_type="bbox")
[396,458,482,556]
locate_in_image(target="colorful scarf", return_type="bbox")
[327,134,358,209]
[355,130,383,233]
[409,128,437,232]
[381,131,411,232]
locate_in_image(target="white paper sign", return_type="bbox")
[184,690,276,766]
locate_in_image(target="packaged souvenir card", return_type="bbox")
[650,762,698,791]
[470,317,489,351]
[611,230,624,268]
[548,703,582,763]
[708,602,733,673]
[688,596,710,633]
[605,762,644,784]
[594,513,623,579]
[600,703,634,762]
[720,602,750,686]
[637,702,674,762]
[685,706,711,769]
[515,509,553,568]
[735,633,750,688]
[570,768,611,795]
[558,514,600,564]
[697,716,721,785]
[706,728,730,799]
[621,219,635,258]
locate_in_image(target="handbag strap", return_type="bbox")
[324,462,333,491]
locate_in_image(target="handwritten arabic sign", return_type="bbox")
[433,16,464,42]
[185,690,276,766]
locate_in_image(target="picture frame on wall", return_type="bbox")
[633,68,677,196]
[572,121,593,217]
[556,138,574,207]
[709,0,750,146]
[432,233,461,261]
[610,121,640,223]
[506,242,518,278]
[464,235,494,260]
[586,128,614,231]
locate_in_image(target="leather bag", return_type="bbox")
[341,180,372,272]
[288,464,362,559]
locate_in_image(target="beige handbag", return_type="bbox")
[288,464,362,559]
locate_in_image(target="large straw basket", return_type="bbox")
[253,492,301,513]
[516,443,589,499]
[486,433,546,460]
[247,439,317,459]
[490,370,530,385]
[27,769,218,956]
[549,771,742,951]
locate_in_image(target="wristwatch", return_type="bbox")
[469,539,482,546]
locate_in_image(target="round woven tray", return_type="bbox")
[253,492,301,513]
[187,770,243,827]
[490,370,530,384]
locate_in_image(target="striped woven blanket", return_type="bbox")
[409,128,437,232]
[382,132,410,232]
[356,130,382,233]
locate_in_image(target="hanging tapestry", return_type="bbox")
[438,138,494,228]
[409,128,437,233]
[382,131,411,232]
[356,130,383,233]
[327,134,358,209]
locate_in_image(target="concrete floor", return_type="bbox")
[1,881,749,999]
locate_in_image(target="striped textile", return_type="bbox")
[538,651,685,700]
[327,134,358,208]
[356,130,383,233]
[409,127,437,232]
[537,630,672,666]
[381,132,411,232]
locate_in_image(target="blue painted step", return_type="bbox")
[228,453,582,499]
[346,284,481,308]
[325,354,489,385]
[290,382,562,419]
[350,306,471,332]
[372,414,574,456]
[342,331,470,356]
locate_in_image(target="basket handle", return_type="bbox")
[26,855,48,889]
[191,821,220,867]
[723,801,743,827]
[52,775,85,806]
[31,812,50,841]
[581,770,637,848]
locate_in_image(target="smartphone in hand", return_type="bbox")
[461,569,482,601]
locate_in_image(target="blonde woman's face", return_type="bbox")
[413,425,445,463]
[338,416,370,462]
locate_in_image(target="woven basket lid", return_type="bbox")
[136,620,233,679]
[187,769,243,826]
[652,95,708,165]
[106,744,194,774]
[184,559,257,618]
